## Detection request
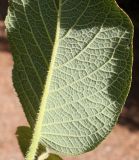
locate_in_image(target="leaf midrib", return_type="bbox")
[25,0,62,159]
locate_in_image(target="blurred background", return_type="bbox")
[0,0,139,160]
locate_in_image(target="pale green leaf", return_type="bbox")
[5,0,133,159]
[16,126,63,159]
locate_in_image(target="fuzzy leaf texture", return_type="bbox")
[5,0,133,159]
[16,126,62,159]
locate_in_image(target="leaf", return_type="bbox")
[16,126,32,156]
[5,0,133,159]
[47,154,63,160]
[16,126,45,156]
[16,126,63,160]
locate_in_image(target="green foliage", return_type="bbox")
[16,126,62,159]
[5,0,133,159]
[16,126,32,156]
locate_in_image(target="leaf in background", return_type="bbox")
[5,0,133,159]
[47,154,63,160]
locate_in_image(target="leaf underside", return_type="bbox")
[6,0,133,158]
[16,126,62,159]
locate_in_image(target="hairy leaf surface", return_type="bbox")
[6,0,133,159]
[16,126,63,159]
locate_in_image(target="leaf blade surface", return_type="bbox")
[6,0,133,158]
